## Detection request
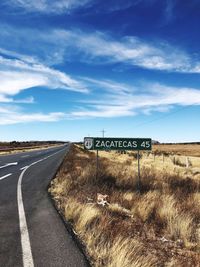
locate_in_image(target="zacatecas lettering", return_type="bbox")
[95,140,138,149]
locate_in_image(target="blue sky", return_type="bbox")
[0,0,200,142]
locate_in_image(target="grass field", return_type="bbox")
[0,141,65,155]
[153,144,200,157]
[50,144,200,267]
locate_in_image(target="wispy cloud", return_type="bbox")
[0,24,200,124]
[14,96,35,104]
[0,52,88,103]
[88,0,141,14]
[71,105,136,118]
[64,31,193,72]
[4,0,93,14]
[1,24,200,73]
[163,0,177,24]
[5,0,157,15]
[0,78,200,124]
[70,80,200,118]
[81,77,134,94]
[0,106,66,125]
[0,95,35,104]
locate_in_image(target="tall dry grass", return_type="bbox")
[153,144,200,157]
[50,144,200,267]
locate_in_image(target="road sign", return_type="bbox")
[84,137,152,151]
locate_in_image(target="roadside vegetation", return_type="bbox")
[50,144,200,267]
[0,141,65,155]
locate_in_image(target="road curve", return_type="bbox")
[0,145,89,267]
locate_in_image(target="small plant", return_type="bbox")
[171,156,186,167]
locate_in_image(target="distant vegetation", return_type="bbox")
[0,141,66,153]
[153,143,200,157]
[50,144,200,267]
[0,141,65,147]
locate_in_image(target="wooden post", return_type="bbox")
[137,150,141,192]
[163,154,164,163]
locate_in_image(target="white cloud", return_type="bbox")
[82,77,134,94]
[71,105,135,118]
[0,24,200,73]
[0,79,200,124]
[0,48,37,64]
[15,96,35,104]
[67,31,193,72]
[0,106,66,125]
[0,70,47,96]
[70,81,200,118]
[0,94,35,104]
[28,28,200,73]
[0,53,88,103]
[0,55,88,93]
[6,0,92,13]
[0,95,13,103]
[0,26,200,123]
[4,0,160,15]
[163,0,177,24]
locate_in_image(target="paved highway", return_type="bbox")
[0,145,89,267]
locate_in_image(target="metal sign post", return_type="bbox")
[137,150,141,192]
[96,150,99,180]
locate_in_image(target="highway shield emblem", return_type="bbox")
[84,138,94,150]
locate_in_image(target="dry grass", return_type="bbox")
[107,237,159,267]
[153,144,200,157]
[158,195,194,245]
[49,144,200,267]
[0,144,61,155]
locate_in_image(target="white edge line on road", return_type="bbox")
[17,147,66,267]
[21,155,30,158]
[0,173,12,181]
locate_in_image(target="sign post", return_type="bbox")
[84,137,152,192]
[96,150,99,180]
[137,150,141,191]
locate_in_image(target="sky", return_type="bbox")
[0,0,200,142]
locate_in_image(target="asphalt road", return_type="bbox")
[0,145,89,267]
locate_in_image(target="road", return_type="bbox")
[0,145,89,267]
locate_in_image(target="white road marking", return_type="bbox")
[21,155,29,158]
[17,147,66,267]
[0,173,12,181]
[20,166,29,171]
[0,162,18,169]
